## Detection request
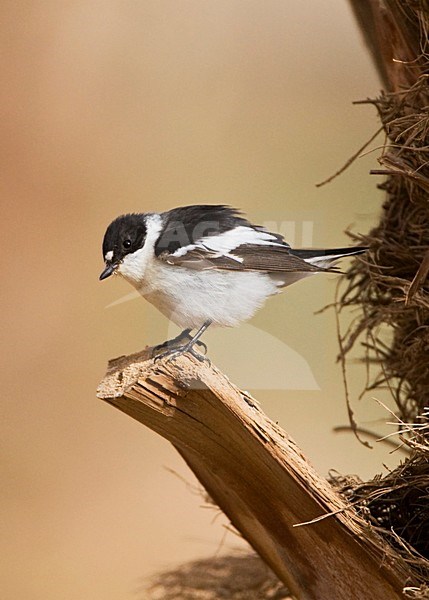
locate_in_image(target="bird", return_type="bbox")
[100,204,366,361]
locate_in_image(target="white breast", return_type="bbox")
[138,261,280,329]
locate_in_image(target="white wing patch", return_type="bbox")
[169,226,284,260]
[172,244,196,257]
[199,226,283,253]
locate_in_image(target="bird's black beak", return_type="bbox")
[99,263,117,281]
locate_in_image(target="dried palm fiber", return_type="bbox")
[332,414,429,585]
[340,0,429,424]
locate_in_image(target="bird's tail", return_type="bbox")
[290,246,367,269]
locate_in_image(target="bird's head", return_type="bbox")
[99,214,147,281]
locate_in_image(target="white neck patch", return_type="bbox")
[117,213,163,285]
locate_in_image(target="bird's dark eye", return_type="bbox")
[123,239,132,249]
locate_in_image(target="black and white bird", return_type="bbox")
[100,205,365,360]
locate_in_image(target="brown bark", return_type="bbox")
[97,349,413,599]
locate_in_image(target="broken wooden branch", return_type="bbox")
[97,349,414,599]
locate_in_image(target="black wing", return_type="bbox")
[154,205,285,256]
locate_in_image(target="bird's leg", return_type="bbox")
[154,321,212,363]
[182,321,211,358]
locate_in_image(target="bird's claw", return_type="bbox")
[195,339,207,355]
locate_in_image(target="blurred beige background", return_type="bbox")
[1,2,398,599]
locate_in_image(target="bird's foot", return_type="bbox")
[152,321,211,364]
[152,329,191,356]
[153,337,208,364]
